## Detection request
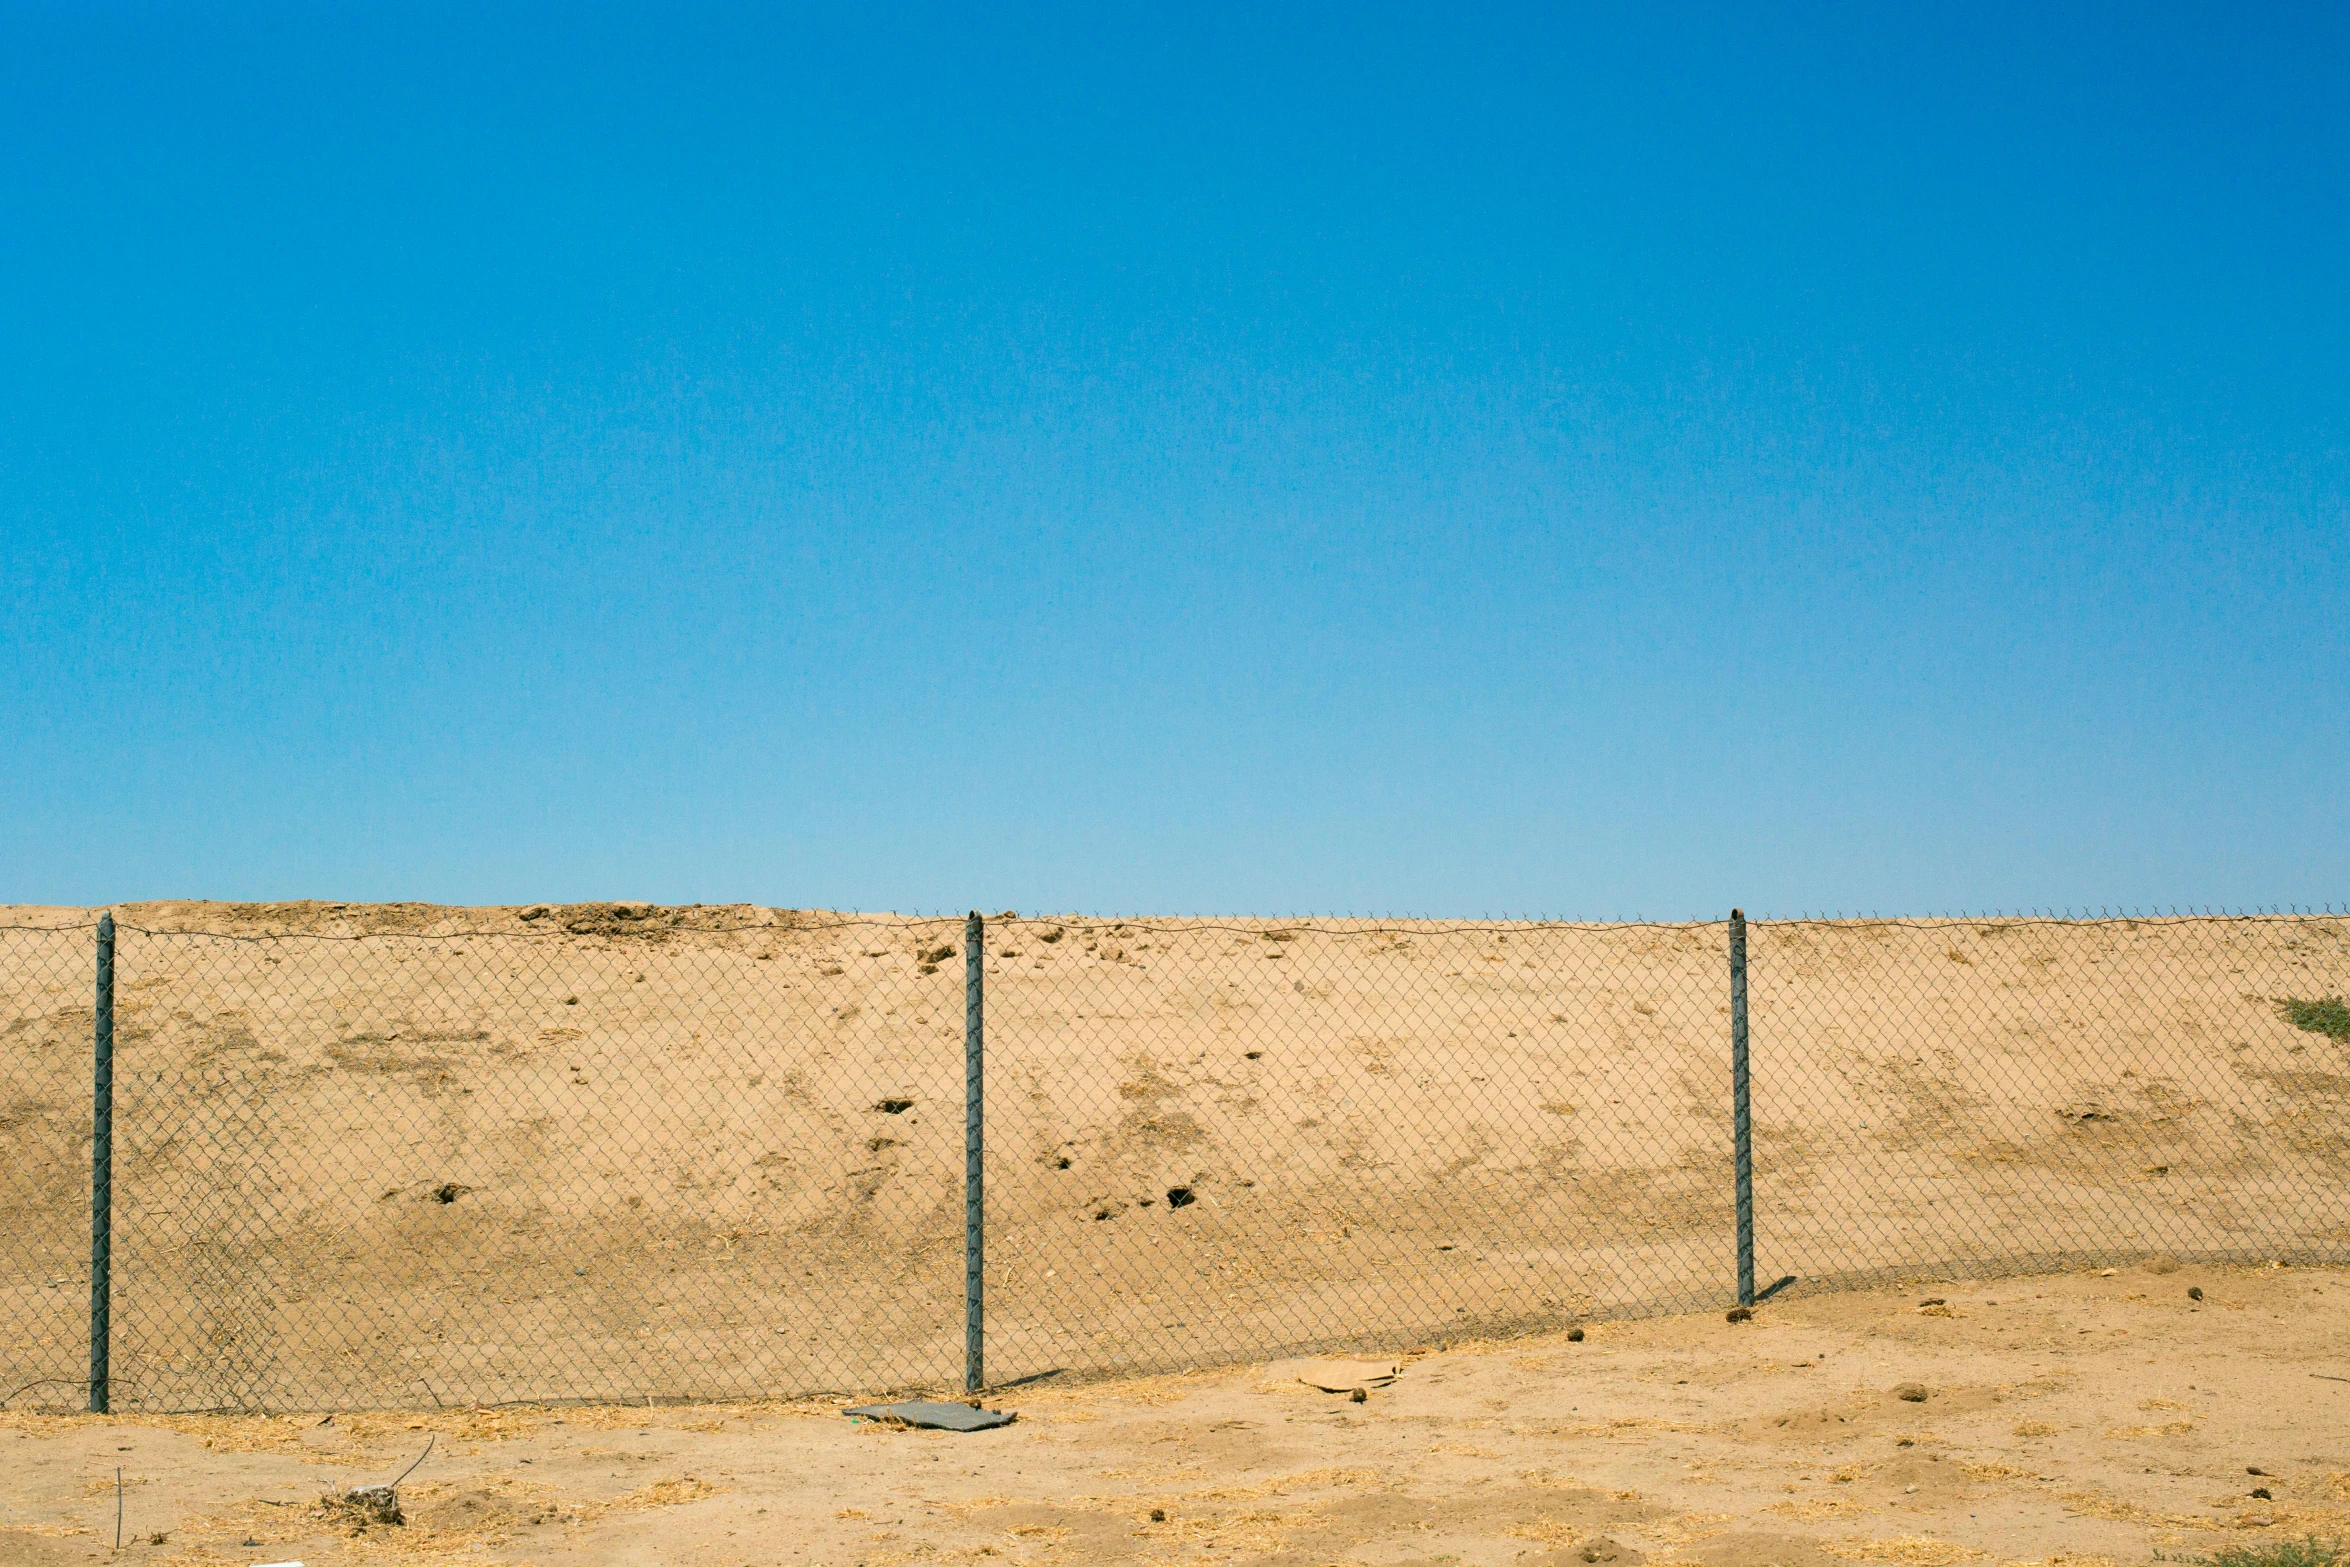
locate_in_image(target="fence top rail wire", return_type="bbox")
[93,913,1740,945]
[66,907,2346,940]
[1752,908,2346,927]
[991,915,1729,933]
[105,911,969,944]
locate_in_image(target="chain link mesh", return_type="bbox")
[103,910,966,1411]
[1747,915,2350,1289]
[0,922,97,1412]
[2,909,2345,1412]
[981,917,1733,1383]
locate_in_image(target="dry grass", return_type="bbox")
[1825,1536,1988,1566]
[2060,1489,2224,1531]
[1775,1497,1873,1521]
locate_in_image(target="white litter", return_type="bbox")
[1288,1358,1402,1393]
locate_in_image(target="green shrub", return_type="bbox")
[2198,1538,2346,1567]
[2278,996,2350,1043]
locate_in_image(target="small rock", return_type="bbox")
[1894,1382,1930,1403]
[2145,1255,2180,1274]
[2189,1287,2204,1301]
[2248,1467,2268,1476]
[1726,1306,1753,1323]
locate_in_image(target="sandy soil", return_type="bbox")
[3,1264,2347,1567]
[2,904,2346,1412]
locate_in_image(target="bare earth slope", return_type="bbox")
[3,903,2346,1412]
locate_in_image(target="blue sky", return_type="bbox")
[4,3,2345,917]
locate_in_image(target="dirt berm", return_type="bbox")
[1,903,2344,1410]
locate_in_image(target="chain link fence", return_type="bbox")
[979,917,1738,1385]
[104,910,969,1411]
[0,921,97,1412]
[3,907,2345,1413]
[1746,916,2350,1288]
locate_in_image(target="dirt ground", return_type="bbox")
[3,904,2348,1411]
[4,1264,2347,1567]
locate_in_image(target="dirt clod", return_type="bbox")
[1894,1382,1930,1402]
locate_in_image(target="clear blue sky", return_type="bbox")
[4,3,2345,917]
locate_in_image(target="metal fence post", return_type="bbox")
[91,912,115,1414]
[963,911,985,1394]
[1730,908,1753,1307]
